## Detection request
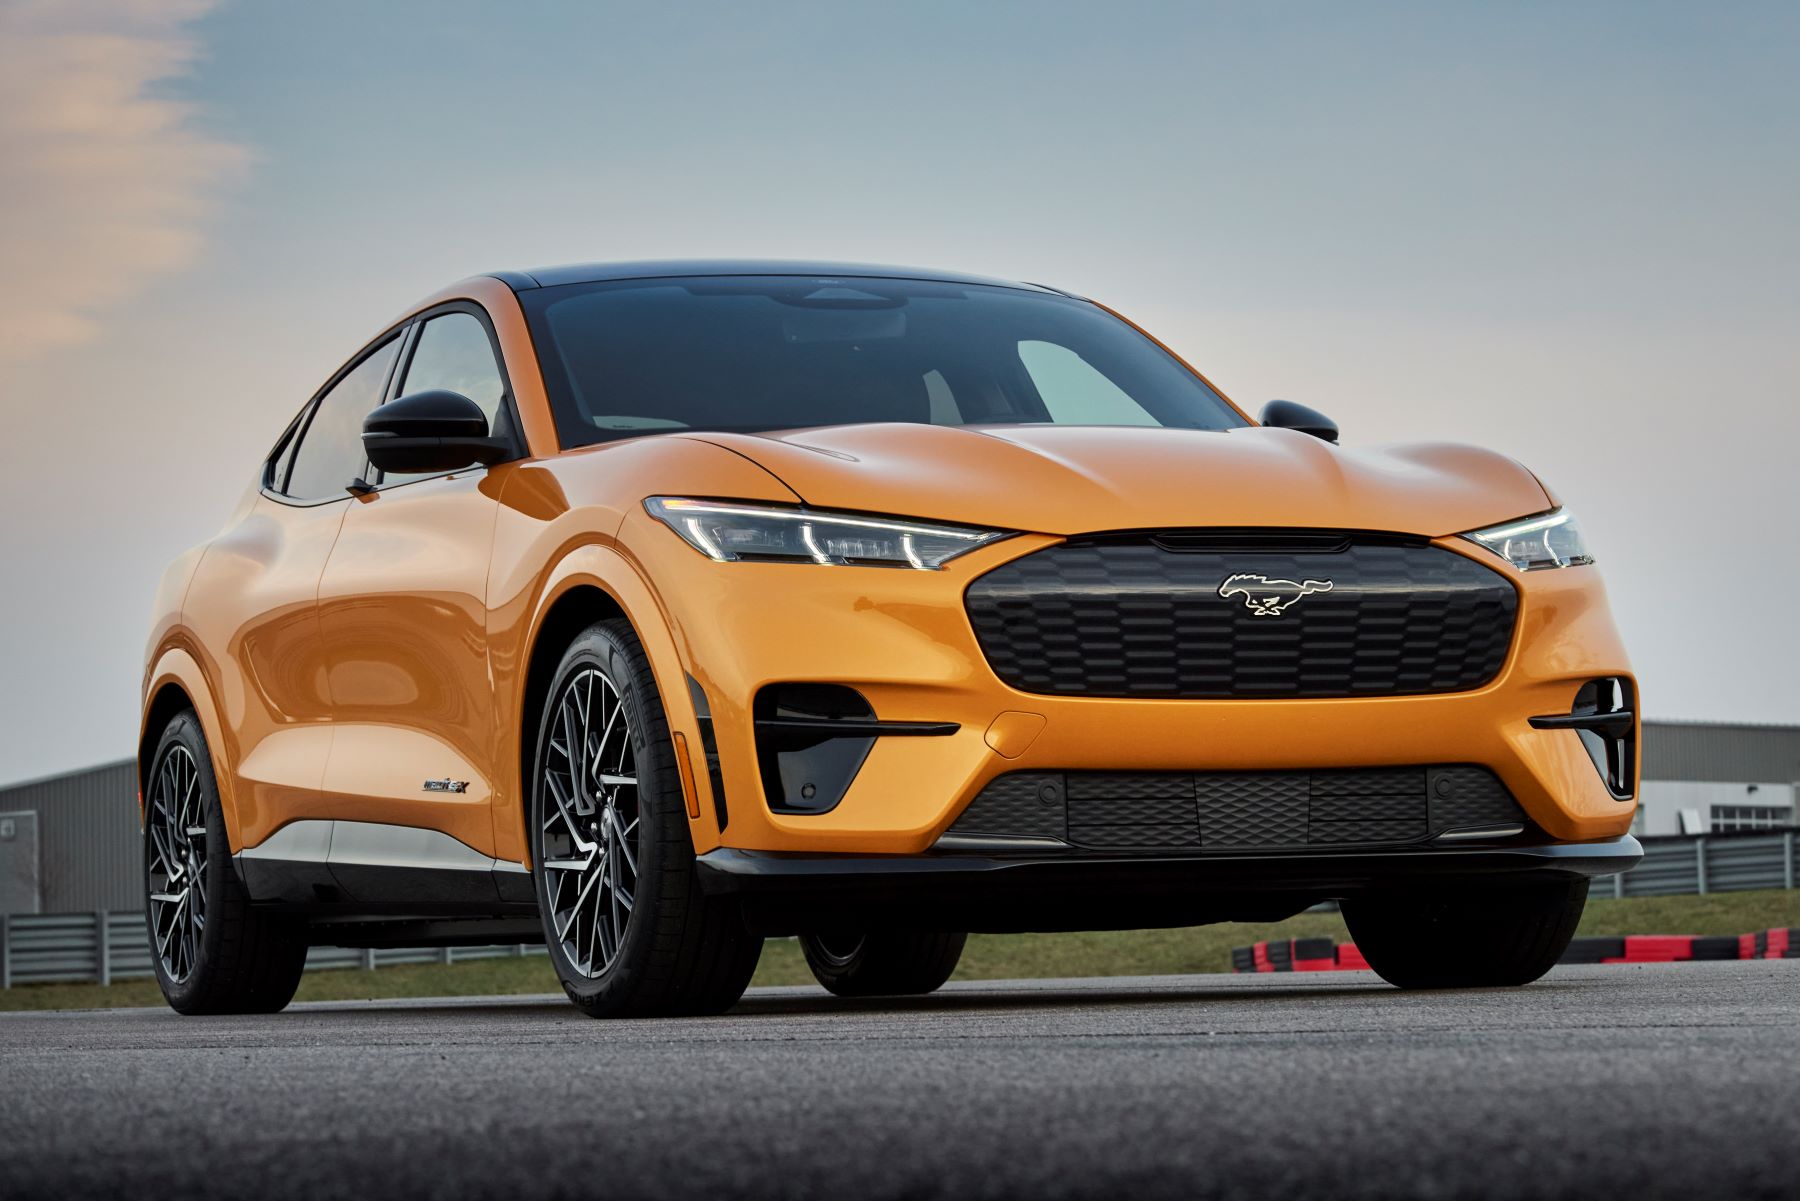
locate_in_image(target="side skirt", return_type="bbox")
[236,819,539,925]
[303,916,545,950]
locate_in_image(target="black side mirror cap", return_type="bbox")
[363,390,510,475]
[1258,399,1339,443]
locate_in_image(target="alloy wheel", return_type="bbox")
[539,666,642,977]
[146,744,208,983]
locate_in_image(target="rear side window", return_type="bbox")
[282,338,399,501]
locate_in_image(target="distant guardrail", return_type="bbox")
[1607,830,1796,898]
[1,830,1793,987]
[0,913,545,989]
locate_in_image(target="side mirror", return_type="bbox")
[363,390,510,475]
[1258,399,1338,443]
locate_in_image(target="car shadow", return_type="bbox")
[728,979,1399,1018]
[272,975,1409,1022]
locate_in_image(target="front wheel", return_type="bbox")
[531,619,763,1018]
[1341,878,1589,989]
[800,929,967,997]
[144,710,308,1014]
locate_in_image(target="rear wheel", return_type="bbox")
[531,619,763,1017]
[800,929,967,997]
[1342,878,1589,989]
[144,710,308,1014]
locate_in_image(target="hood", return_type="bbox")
[681,424,1551,538]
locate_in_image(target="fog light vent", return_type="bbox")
[1530,677,1636,800]
[752,684,960,815]
[754,684,877,815]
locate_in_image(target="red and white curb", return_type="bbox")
[1231,927,1800,973]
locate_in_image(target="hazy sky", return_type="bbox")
[1,0,1797,785]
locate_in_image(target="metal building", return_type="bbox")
[0,760,140,915]
[1639,722,1800,836]
[1,720,1797,914]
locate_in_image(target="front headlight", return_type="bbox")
[1462,508,1594,571]
[645,497,1009,569]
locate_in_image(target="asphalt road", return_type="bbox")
[3,962,1798,1200]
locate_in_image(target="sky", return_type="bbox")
[0,0,1796,785]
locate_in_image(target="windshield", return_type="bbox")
[519,275,1246,448]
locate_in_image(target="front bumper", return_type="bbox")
[697,836,1644,934]
[629,509,1641,855]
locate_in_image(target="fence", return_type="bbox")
[1603,830,1796,898]
[2,830,1794,988]
[0,913,545,989]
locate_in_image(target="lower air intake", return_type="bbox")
[943,766,1528,853]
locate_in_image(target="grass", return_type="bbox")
[4,887,1795,1013]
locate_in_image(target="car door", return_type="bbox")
[183,334,403,852]
[314,305,517,883]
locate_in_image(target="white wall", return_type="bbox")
[1637,780,1796,836]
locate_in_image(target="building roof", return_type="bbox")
[0,756,134,794]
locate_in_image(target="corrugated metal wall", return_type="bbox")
[0,759,139,914]
[1643,722,1800,784]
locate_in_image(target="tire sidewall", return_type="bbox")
[1343,879,1588,989]
[530,624,680,1010]
[799,929,966,997]
[800,931,867,987]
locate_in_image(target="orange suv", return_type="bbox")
[140,261,1641,1016]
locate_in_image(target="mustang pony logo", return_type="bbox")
[1217,573,1334,617]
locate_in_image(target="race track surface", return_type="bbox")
[4,962,1798,1199]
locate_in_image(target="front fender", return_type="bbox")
[487,445,798,865]
[141,642,239,847]
[500,542,722,865]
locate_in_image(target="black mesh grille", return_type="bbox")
[945,766,1528,853]
[964,534,1517,698]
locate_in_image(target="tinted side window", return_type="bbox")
[399,312,506,430]
[267,411,306,492]
[378,312,510,485]
[284,338,399,501]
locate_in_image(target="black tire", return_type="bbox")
[531,619,763,1018]
[1341,878,1590,989]
[144,710,308,1015]
[800,929,967,997]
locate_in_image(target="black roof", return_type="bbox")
[487,259,1060,294]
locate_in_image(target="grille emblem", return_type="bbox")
[1218,573,1334,617]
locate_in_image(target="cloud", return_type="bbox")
[0,0,243,363]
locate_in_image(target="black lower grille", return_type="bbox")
[944,766,1528,853]
[964,534,1518,698]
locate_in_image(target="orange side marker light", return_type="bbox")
[672,732,701,819]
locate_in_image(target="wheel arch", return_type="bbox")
[510,545,717,865]
[139,646,237,842]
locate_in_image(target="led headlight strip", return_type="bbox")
[1462,509,1593,572]
[645,497,1008,570]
